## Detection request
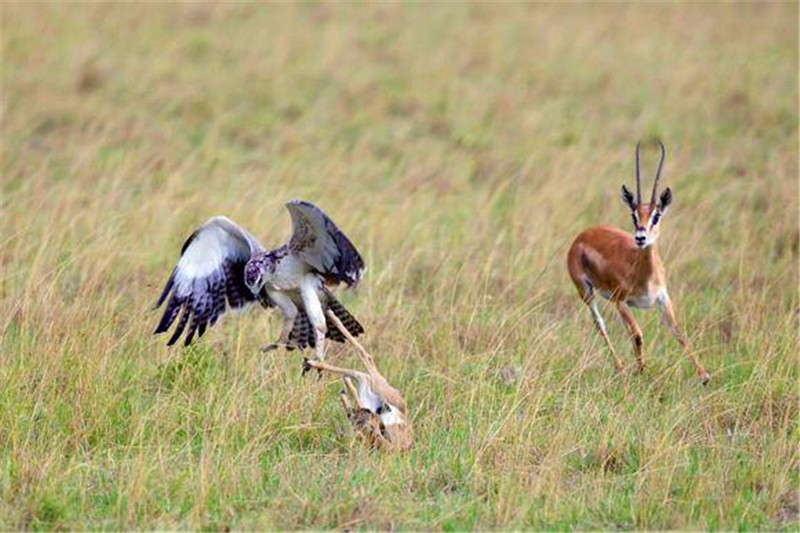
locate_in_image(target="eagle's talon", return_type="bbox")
[301,357,313,377]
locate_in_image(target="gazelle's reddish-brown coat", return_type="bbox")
[568,223,664,301]
[567,142,710,385]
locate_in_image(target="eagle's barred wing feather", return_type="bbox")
[285,200,365,287]
[154,216,271,346]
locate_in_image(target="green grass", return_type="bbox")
[1,3,798,530]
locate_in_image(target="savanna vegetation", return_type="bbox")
[1,3,797,530]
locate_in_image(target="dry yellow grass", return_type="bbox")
[1,3,798,530]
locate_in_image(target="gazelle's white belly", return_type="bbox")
[356,383,383,413]
[626,293,656,309]
[597,285,665,309]
[626,285,666,309]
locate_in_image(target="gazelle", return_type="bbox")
[303,311,413,451]
[567,142,710,385]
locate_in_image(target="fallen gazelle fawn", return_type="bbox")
[567,142,711,385]
[303,310,413,452]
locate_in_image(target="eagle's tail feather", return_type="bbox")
[288,311,314,350]
[325,293,364,342]
[287,290,363,350]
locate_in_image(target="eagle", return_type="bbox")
[153,200,365,360]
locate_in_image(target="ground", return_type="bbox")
[1,3,798,530]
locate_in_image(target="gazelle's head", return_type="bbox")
[621,141,673,249]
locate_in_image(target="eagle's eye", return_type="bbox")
[244,264,262,288]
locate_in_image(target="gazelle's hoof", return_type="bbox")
[700,372,711,386]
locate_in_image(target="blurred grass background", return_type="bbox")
[1,3,798,530]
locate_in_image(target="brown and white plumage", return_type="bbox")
[154,200,365,359]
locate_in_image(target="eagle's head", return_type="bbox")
[244,260,265,294]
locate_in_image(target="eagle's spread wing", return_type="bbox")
[154,216,271,346]
[285,200,365,287]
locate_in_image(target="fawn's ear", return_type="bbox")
[621,185,637,210]
[659,187,673,210]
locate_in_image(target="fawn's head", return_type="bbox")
[621,141,673,249]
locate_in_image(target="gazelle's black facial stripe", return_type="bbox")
[631,212,645,232]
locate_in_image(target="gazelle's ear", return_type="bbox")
[621,185,637,210]
[659,187,673,211]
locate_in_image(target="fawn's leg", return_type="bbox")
[325,310,379,374]
[338,382,355,416]
[303,359,368,382]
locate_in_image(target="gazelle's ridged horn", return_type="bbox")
[651,141,666,208]
[635,142,642,207]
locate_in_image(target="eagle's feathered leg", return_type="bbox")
[300,276,327,360]
[262,290,298,352]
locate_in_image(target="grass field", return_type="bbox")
[1,3,798,530]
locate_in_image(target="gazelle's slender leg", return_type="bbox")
[656,292,710,385]
[575,278,625,373]
[341,375,371,412]
[616,301,644,373]
[262,290,297,352]
[342,375,359,399]
[339,377,370,421]
[588,299,625,373]
[339,386,354,415]
[303,359,368,382]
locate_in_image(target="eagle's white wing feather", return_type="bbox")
[285,200,365,287]
[154,216,270,346]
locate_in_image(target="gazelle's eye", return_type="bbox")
[631,214,637,226]
[651,212,661,225]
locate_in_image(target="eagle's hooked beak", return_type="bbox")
[246,271,264,294]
